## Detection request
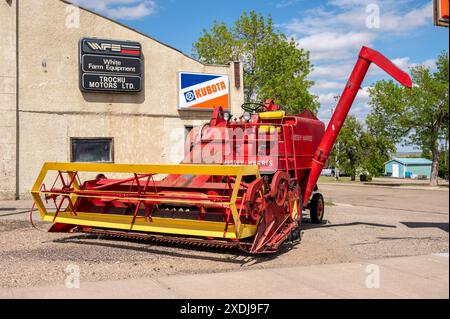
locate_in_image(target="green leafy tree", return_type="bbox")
[256,37,317,114]
[329,116,364,181]
[360,133,396,177]
[192,22,237,65]
[367,52,449,186]
[439,150,449,180]
[193,11,319,114]
[328,116,394,180]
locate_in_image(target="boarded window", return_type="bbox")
[71,138,113,163]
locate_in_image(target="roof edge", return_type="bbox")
[385,158,433,165]
[59,0,232,68]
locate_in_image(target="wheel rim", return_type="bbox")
[317,198,324,220]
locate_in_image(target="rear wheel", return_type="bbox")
[310,193,324,224]
[287,189,302,242]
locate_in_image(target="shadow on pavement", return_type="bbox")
[401,221,449,233]
[52,234,296,266]
[302,219,397,230]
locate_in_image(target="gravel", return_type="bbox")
[0,185,448,288]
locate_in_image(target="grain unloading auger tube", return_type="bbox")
[30,46,412,254]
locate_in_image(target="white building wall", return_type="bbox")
[0,0,17,199]
[0,0,244,199]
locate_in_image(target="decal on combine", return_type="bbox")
[179,72,230,110]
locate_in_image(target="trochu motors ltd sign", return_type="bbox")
[79,38,142,93]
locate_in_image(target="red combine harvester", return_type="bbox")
[31,47,412,254]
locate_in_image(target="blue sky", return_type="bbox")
[72,0,448,149]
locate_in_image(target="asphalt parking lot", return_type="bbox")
[0,183,448,295]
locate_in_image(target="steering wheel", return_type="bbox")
[241,102,267,113]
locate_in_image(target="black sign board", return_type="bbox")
[79,38,142,93]
[80,38,142,57]
[82,55,141,76]
[82,74,141,92]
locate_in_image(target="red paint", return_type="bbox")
[121,49,141,55]
[302,47,412,206]
[34,47,411,254]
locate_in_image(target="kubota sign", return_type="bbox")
[179,72,230,110]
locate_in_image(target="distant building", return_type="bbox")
[384,158,433,179]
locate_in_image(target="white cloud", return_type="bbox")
[312,80,345,90]
[284,0,436,122]
[316,86,370,105]
[71,0,156,20]
[376,3,432,33]
[318,92,339,105]
[276,0,301,9]
[316,86,371,123]
[358,87,371,101]
[297,32,376,61]
[107,1,155,20]
[392,57,437,71]
[367,57,437,77]
[310,63,354,80]
[328,0,371,6]
[323,0,431,33]
[286,1,432,63]
[391,57,413,71]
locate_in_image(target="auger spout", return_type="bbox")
[302,46,412,206]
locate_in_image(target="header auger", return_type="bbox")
[31,47,412,254]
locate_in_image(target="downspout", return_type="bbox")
[15,0,20,199]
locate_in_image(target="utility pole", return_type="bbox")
[446,128,449,180]
[332,96,341,180]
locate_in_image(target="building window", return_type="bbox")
[71,138,114,163]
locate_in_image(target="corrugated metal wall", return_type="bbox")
[385,161,432,178]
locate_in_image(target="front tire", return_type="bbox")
[310,193,325,224]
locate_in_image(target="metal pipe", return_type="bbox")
[303,47,412,206]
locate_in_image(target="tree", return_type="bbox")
[328,116,395,180]
[329,116,364,181]
[360,133,396,177]
[367,52,449,186]
[193,11,319,114]
[439,150,449,180]
[256,37,317,114]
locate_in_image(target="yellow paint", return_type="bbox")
[31,162,261,240]
[41,212,257,239]
[34,162,259,177]
[259,111,286,120]
[258,126,281,133]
